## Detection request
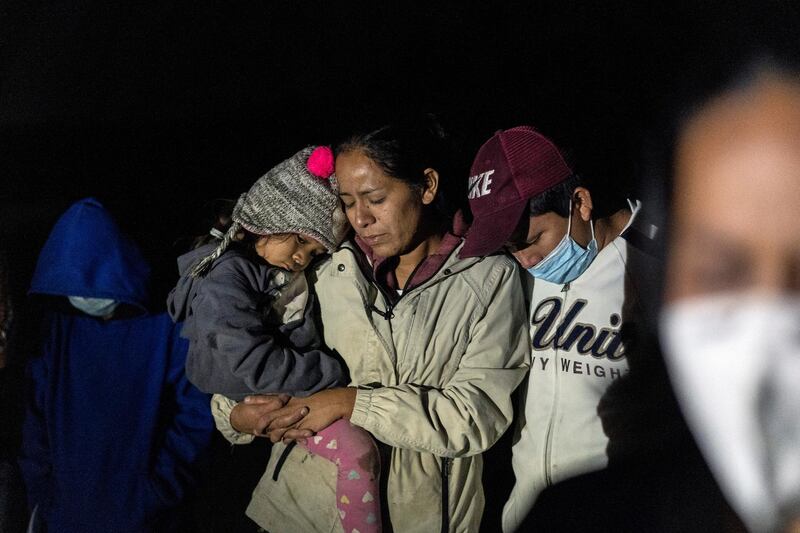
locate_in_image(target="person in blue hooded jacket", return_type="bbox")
[18,197,214,533]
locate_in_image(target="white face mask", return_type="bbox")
[68,296,119,318]
[660,295,800,532]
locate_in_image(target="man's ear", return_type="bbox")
[421,168,440,205]
[572,187,594,222]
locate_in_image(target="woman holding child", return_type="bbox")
[207,118,530,532]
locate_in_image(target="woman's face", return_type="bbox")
[335,149,431,258]
[665,76,800,302]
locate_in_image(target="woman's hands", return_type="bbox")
[229,388,358,443]
[230,393,307,436]
[258,388,358,443]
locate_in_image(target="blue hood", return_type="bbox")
[29,198,150,311]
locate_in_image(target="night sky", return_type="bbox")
[2,1,798,302]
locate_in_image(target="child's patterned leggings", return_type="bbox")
[302,419,381,533]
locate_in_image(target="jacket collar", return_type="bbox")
[352,211,470,293]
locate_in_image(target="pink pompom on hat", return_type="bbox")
[307,145,335,179]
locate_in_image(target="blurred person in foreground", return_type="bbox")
[660,58,800,533]
[521,56,800,533]
[18,198,214,532]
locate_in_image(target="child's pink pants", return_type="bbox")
[301,419,381,533]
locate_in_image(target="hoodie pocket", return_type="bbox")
[52,468,163,530]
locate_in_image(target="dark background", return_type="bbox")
[2,2,798,530]
[3,1,798,304]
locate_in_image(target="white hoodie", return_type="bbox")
[503,201,658,532]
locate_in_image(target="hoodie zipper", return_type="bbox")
[543,281,571,486]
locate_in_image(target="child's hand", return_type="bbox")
[269,388,357,443]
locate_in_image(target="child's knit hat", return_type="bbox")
[190,146,349,277]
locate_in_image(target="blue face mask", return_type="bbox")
[527,204,598,284]
[68,296,119,318]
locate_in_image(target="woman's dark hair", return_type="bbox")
[334,114,467,226]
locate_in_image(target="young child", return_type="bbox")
[168,146,381,533]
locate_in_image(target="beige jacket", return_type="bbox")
[212,241,530,532]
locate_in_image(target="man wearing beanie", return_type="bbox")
[461,127,658,532]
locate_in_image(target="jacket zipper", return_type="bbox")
[350,245,463,323]
[373,256,431,319]
[337,244,467,530]
[369,300,395,321]
[372,258,459,322]
[341,246,397,322]
[441,457,451,533]
[543,281,571,486]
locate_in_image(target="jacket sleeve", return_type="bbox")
[349,262,531,458]
[148,333,215,508]
[18,355,52,511]
[210,394,255,445]
[186,259,346,397]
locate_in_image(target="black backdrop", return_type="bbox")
[2,2,799,529]
[2,0,798,302]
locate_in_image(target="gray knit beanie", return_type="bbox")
[190,146,349,277]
